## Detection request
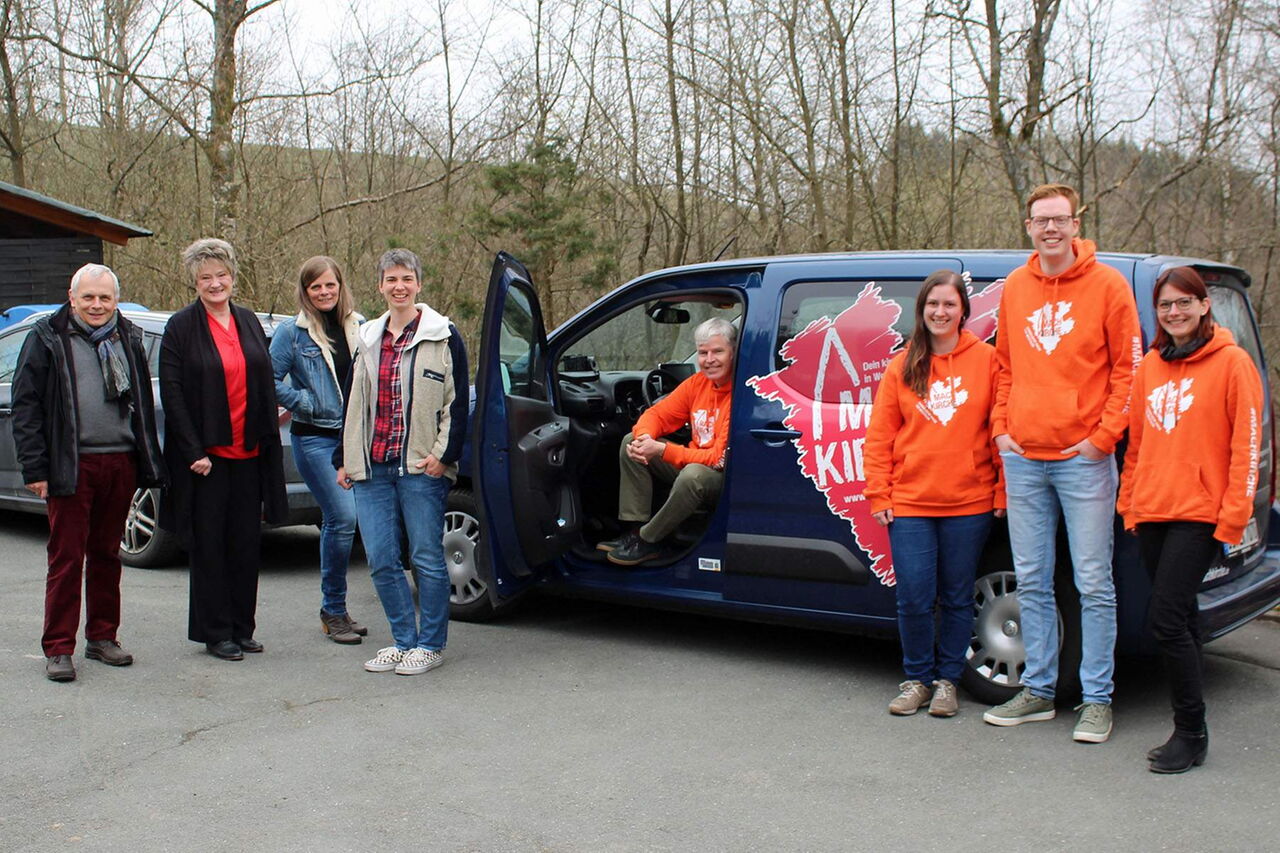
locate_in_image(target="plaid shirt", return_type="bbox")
[369,313,420,463]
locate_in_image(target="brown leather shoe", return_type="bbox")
[46,654,76,682]
[85,639,134,666]
[346,613,368,636]
[320,610,362,644]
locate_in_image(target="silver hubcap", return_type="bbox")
[967,571,1063,689]
[121,488,158,555]
[443,507,485,605]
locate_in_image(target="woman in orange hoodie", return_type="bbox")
[865,270,1005,718]
[1118,266,1263,773]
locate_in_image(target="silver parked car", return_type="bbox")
[0,307,321,566]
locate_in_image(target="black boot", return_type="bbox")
[1146,731,1177,762]
[1149,728,1208,774]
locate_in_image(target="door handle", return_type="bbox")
[750,425,802,446]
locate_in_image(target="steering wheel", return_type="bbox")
[642,367,681,407]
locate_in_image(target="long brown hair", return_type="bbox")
[1151,266,1214,351]
[902,270,969,399]
[296,255,355,350]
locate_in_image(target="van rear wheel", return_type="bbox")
[445,488,494,621]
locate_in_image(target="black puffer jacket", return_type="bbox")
[11,304,166,496]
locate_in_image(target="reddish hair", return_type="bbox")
[1151,266,1215,350]
[1025,183,1080,219]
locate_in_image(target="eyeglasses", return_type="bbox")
[1156,296,1200,313]
[1028,215,1075,229]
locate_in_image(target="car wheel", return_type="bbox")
[962,569,1067,705]
[444,488,494,621]
[119,487,182,568]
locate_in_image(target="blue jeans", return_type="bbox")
[888,513,993,684]
[353,461,450,651]
[1002,452,1118,704]
[291,433,357,615]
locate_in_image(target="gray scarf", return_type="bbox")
[70,311,131,400]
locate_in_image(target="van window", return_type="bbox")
[776,281,919,376]
[500,283,542,398]
[1207,284,1264,374]
[566,297,740,373]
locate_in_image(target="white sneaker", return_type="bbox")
[364,646,405,672]
[395,647,444,676]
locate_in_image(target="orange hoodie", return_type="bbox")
[992,239,1141,459]
[1117,327,1263,544]
[864,331,1005,516]
[633,371,732,469]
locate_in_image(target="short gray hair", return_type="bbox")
[377,248,422,285]
[181,238,238,288]
[70,263,120,297]
[694,316,737,347]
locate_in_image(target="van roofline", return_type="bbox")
[620,249,1251,288]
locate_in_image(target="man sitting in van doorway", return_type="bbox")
[602,317,736,566]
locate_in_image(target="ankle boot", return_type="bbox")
[1149,728,1208,774]
[1146,730,1177,762]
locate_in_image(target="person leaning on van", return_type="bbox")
[1116,266,1263,774]
[864,270,1005,719]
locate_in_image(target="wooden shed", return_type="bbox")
[0,181,152,309]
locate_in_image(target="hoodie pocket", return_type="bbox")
[1009,383,1088,447]
[894,450,975,504]
[1130,461,1216,520]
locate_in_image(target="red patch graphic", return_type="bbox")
[746,278,1005,587]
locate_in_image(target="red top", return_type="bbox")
[204,310,257,460]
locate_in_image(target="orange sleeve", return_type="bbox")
[989,351,1007,509]
[1215,351,1264,544]
[1116,360,1147,530]
[633,375,699,441]
[991,289,1012,440]
[863,360,904,514]
[1086,282,1141,454]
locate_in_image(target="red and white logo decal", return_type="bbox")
[747,277,1003,588]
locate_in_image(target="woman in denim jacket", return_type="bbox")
[270,256,366,645]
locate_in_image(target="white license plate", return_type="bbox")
[1224,517,1260,558]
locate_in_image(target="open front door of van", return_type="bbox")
[472,253,582,602]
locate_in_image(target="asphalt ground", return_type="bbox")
[1,513,1278,852]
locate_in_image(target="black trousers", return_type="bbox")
[1137,521,1219,733]
[188,456,263,644]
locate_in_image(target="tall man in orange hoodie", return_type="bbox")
[982,184,1141,744]
[603,317,735,566]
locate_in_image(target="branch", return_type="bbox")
[278,168,459,237]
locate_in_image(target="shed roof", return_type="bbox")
[0,180,152,246]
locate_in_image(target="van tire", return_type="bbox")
[445,488,495,622]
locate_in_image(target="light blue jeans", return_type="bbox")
[1001,451,1118,705]
[291,433,357,616]
[353,461,451,651]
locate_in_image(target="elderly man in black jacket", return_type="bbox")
[12,263,166,682]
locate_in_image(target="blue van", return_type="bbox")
[446,251,1280,702]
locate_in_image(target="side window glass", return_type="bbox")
[501,283,542,399]
[566,297,741,374]
[147,335,162,377]
[775,281,919,381]
[1208,285,1264,374]
[0,330,29,384]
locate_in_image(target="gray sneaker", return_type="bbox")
[1073,702,1113,743]
[929,679,959,717]
[983,687,1056,726]
[888,680,932,716]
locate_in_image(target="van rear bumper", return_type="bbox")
[1201,547,1280,640]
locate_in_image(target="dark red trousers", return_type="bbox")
[42,453,136,656]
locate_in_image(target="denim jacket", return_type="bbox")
[270,311,362,430]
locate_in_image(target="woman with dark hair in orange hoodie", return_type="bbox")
[1118,266,1263,774]
[866,270,1005,718]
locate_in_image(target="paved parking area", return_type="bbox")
[2,513,1278,852]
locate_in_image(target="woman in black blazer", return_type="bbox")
[159,238,287,660]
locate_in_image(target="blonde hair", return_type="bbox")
[181,238,238,288]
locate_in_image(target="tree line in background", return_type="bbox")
[2,0,1279,364]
